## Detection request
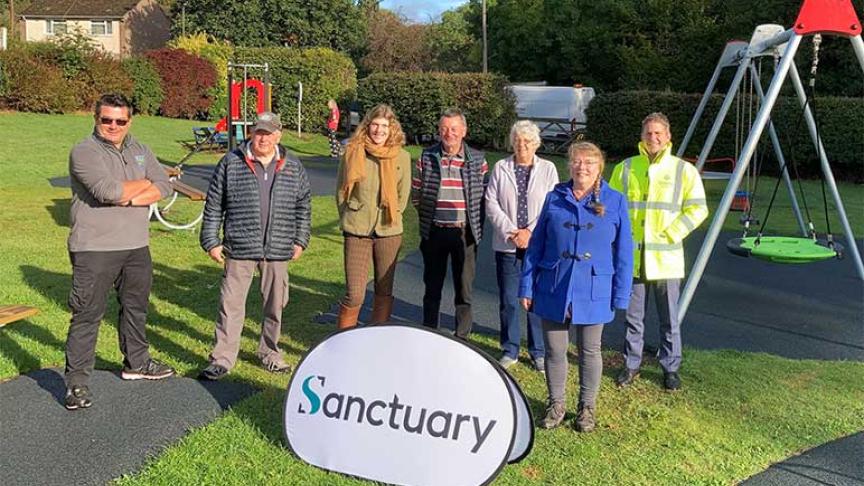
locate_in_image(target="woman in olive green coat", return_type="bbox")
[335,104,412,328]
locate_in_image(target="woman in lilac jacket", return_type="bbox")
[519,141,632,433]
[486,120,559,372]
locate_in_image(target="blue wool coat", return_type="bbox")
[519,181,633,325]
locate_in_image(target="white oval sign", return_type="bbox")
[284,325,518,486]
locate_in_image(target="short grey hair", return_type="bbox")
[642,112,671,132]
[439,107,467,127]
[509,120,541,149]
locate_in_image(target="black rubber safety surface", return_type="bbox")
[0,368,257,486]
[742,432,864,486]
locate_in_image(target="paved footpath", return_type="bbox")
[319,221,863,485]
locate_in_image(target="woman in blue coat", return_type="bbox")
[519,141,632,432]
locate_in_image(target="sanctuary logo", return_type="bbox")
[297,375,497,453]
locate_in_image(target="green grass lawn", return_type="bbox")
[0,112,862,485]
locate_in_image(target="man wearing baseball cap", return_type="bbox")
[198,112,312,380]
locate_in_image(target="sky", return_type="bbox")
[379,0,468,23]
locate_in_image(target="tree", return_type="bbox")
[359,9,431,74]
[171,0,367,56]
[427,5,481,73]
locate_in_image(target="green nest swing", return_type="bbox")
[727,236,842,264]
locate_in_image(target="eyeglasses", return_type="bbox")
[570,159,600,166]
[100,117,129,127]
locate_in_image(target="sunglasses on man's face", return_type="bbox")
[99,117,129,127]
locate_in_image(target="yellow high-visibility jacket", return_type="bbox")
[609,142,708,280]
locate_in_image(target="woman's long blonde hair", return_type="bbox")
[568,141,606,216]
[348,104,406,148]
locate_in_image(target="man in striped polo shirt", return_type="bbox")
[412,108,489,339]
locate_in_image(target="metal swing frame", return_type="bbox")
[678,0,864,321]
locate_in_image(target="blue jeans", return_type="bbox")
[496,251,544,360]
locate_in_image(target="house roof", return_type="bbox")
[21,0,145,19]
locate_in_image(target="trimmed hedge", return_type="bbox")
[0,48,77,113]
[146,48,217,119]
[0,44,132,113]
[233,47,357,132]
[357,72,517,149]
[586,90,864,181]
[121,56,164,116]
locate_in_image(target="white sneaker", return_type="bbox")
[498,355,518,369]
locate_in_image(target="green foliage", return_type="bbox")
[21,32,98,80]
[171,0,367,57]
[471,0,863,97]
[70,53,135,111]
[121,57,165,116]
[233,46,357,132]
[586,90,864,181]
[357,71,517,148]
[427,6,481,73]
[169,34,234,121]
[0,48,78,113]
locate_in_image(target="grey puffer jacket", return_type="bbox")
[200,142,311,260]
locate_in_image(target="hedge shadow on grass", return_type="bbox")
[47,198,70,227]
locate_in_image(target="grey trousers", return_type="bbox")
[210,258,289,370]
[623,278,681,373]
[543,320,604,408]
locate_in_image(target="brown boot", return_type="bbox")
[370,295,394,324]
[336,303,361,329]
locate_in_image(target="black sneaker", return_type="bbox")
[121,359,175,381]
[615,367,640,388]
[64,385,93,410]
[664,371,681,391]
[574,404,595,433]
[199,363,229,381]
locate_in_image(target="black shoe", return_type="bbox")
[574,403,595,433]
[121,359,175,381]
[64,385,93,410]
[616,367,640,388]
[664,372,681,391]
[199,363,229,381]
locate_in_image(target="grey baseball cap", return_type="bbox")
[251,112,282,133]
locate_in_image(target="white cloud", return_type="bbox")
[380,0,468,23]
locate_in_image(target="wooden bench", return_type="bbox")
[0,305,39,327]
[171,180,206,201]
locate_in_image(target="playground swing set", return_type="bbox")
[676,0,864,322]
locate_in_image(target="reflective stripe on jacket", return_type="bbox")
[609,142,708,280]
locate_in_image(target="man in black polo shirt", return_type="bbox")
[412,108,489,339]
[64,93,175,411]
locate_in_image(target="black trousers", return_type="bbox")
[65,247,154,387]
[420,225,477,338]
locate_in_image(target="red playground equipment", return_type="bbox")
[214,62,272,150]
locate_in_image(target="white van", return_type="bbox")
[509,85,595,152]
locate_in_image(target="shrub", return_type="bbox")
[71,53,134,112]
[145,48,217,119]
[233,47,357,132]
[0,48,78,113]
[357,72,517,148]
[170,34,234,120]
[121,56,164,115]
[586,90,864,181]
[358,72,455,143]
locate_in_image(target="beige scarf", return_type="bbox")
[341,136,401,224]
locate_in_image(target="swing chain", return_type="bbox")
[809,34,822,87]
